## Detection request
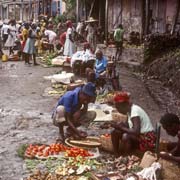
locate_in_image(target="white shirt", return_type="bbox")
[128,104,154,133]
[66,27,72,39]
[1,24,9,35]
[44,29,57,40]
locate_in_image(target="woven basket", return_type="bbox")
[158,159,180,180]
[140,151,157,168]
[100,135,113,152]
[65,136,101,149]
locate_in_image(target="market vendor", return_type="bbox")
[159,113,180,164]
[64,20,75,57]
[71,42,95,68]
[86,49,107,79]
[44,28,57,52]
[111,91,156,157]
[52,82,97,141]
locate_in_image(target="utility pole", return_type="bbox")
[145,0,150,35]
[20,0,24,21]
[14,0,16,19]
[29,0,31,20]
[105,0,109,44]
[76,0,79,23]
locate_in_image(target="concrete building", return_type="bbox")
[0,0,66,21]
[77,0,180,39]
[0,0,34,21]
[51,0,66,16]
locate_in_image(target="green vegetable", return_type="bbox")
[16,144,28,158]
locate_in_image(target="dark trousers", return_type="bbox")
[3,34,8,44]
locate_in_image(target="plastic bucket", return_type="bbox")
[2,54,8,62]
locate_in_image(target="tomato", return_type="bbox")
[37,152,43,156]
[26,151,31,155]
[38,145,46,151]
[44,150,49,156]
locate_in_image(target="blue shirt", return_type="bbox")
[57,87,81,113]
[95,56,107,74]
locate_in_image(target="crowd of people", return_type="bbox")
[0,16,107,64]
[0,16,125,65]
[0,18,59,65]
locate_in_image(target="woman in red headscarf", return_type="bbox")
[111,91,156,157]
[63,20,75,57]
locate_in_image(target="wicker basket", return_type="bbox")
[111,111,127,122]
[100,134,113,152]
[65,136,101,149]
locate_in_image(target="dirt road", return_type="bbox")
[0,61,175,180]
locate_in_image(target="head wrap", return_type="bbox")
[66,20,72,28]
[83,42,90,49]
[114,91,130,103]
[48,24,53,29]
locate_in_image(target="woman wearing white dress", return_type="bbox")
[44,28,57,52]
[5,20,17,55]
[63,20,75,57]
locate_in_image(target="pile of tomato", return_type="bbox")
[25,144,93,158]
[66,147,93,157]
[25,143,69,158]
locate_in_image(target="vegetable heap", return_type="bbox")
[25,143,93,159]
[65,147,93,158]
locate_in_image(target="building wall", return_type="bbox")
[76,0,179,37]
[122,0,142,37]
[108,0,122,31]
[51,0,66,16]
[108,0,178,36]
[165,0,176,33]
[0,0,66,21]
[0,0,35,21]
[108,0,142,39]
[61,1,66,14]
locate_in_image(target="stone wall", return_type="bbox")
[144,34,180,63]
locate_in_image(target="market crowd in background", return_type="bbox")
[0,15,109,65]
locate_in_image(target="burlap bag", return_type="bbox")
[158,159,180,180]
[140,151,157,168]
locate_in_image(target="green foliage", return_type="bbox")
[41,52,58,66]
[54,14,67,24]
[63,0,76,12]
[25,157,65,173]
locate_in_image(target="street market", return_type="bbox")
[0,1,180,180]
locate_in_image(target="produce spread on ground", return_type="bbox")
[17,135,149,180]
[18,133,175,180]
